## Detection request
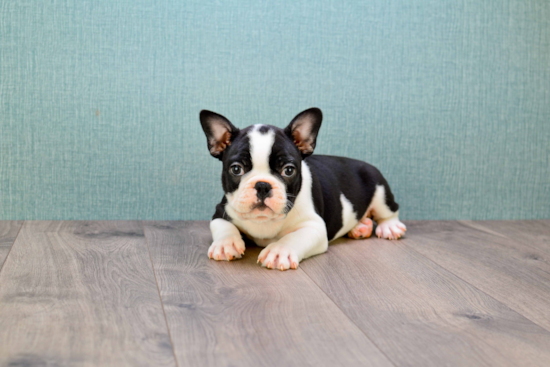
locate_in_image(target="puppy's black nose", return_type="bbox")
[255,181,272,200]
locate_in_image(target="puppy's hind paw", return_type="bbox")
[375,217,406,240]
[348,218,373,239]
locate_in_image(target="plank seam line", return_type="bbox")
[400,235,550,335]
[463,220,550,258]
[141,221,180,367]
[299,260,398,367]
[0,221,25,276]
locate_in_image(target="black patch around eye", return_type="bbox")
[221,131,252,193]
[267,128,304,211]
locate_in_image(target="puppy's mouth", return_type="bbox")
[252,202,269,211]
[235,202,285,222]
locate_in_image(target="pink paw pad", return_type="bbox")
[348,218,374,239]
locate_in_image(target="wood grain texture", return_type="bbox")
[300,234,550,367]
[403,221,550,332]
[143,221,392,367]
[474,220,550,255]
[0,221,176,367]
[0,221,23,270]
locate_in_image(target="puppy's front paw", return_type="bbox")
[258,243,299,271]
[376,217,406,240]
[208,236,245,261]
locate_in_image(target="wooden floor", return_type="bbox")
[1,221,549,366]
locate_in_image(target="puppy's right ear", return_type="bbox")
[199,110,239,160]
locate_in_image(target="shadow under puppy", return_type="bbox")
[200,108,406,271]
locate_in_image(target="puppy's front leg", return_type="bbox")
[257,222,328,271]
[208,218,246,261]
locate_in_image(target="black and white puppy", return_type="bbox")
[200,108,406,271]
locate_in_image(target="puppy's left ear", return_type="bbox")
[200,110,239,160]
[284,108,323,158]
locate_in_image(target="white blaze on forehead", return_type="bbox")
[248,125,275,173]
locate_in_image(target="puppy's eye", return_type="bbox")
[282,164,296,177]
[230,163,244,176]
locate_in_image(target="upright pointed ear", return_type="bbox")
[284,108,323,158]
[199,110,239,160]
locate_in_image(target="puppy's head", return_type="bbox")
[200,108,322,222]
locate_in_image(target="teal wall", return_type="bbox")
[1,0,549,220]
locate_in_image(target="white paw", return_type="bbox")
[208,235,246,261]
[376,217,406,240]
[258,243,300,271]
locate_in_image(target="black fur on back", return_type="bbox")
[305,155,399,240]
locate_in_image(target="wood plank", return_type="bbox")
[403,221,550,332]
[300,232,550,367]
[474,220,550,255]
[0,221,176,367]
[143,221,392,367]
[0,221,23,270]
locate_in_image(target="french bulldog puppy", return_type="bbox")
[200,108,406,271]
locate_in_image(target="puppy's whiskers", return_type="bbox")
[284,199,295,214]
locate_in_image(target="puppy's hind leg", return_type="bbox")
[368,184,406,240]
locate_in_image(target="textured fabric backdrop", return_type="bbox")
[1,0,549,220]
